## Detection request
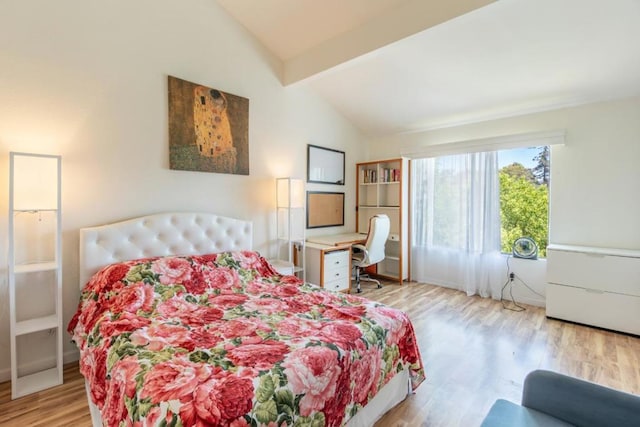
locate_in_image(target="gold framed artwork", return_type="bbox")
[306,191,345,228]
[168,76,249,175]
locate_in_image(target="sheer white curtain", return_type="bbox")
[411,151,503,298]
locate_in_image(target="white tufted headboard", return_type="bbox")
[79,212,253,289]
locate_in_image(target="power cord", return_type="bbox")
[501,256,525,312]
[515,274,545,298]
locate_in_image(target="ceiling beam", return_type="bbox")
[283,0,496,86]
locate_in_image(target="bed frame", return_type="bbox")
[79,212,253,286]
[78,212,409,427]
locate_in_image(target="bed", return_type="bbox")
[69,212,425,427]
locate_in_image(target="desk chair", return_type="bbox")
[352,214,390,293]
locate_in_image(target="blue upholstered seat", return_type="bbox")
[481,370,640,427]
[481,399,575,427]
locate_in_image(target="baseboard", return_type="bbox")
[424,281,546,307]
[0,349,80,384]
[65,348,80,364]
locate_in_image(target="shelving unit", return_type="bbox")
[356,158,409,283]
[274,177,305,279]
[8,152,63,399]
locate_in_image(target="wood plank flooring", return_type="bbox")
[1,282,639,426]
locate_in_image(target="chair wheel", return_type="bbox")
[356,288,362,293]
[377,284,382,288]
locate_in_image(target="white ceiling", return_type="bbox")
[218,0,640,136]
[217,0,412,60]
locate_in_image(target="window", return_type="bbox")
[410,132,559,295]
[411,151,502,296]
[498,146,549,257]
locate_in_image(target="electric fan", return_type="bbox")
[512,237,538,259]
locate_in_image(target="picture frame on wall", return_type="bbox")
[306,191,345,228]
[168,76,250,175]
[307,144,345,185]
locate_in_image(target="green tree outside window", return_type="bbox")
[499,146,549,257]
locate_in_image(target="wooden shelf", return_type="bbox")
[356,158,409,283]
[359,182,400,185]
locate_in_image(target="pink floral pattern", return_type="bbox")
[282,345,343,416]
[69,251,424,427]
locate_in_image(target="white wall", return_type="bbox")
[369,96,640,306]
[0,0,367,380]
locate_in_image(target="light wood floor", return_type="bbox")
[1,282,639,426]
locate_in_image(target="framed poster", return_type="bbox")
[306,191,345,228]
[307,144,345,185]
[168,75,249,175]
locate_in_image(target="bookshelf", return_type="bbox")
[356,158,409,282]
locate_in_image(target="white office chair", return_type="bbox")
[352,214,390,293]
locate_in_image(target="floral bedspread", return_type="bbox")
[69,251,424,427]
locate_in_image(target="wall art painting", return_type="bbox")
[168,75,249,175]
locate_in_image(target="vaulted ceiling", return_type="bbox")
[218,0,640,135]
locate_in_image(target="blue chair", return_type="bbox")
[481,369,640,427]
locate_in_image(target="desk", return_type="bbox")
[306,232,366,247]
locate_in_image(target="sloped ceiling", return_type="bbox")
[218,0,640,135]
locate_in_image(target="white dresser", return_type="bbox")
[305,243,351,293]
[546,244,640,335]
